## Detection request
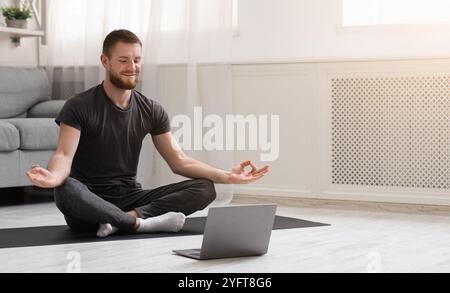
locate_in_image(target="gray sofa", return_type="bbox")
[0,67,66,188]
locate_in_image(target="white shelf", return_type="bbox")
[0,26,44,37]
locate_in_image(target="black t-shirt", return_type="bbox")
[55,83,171,192]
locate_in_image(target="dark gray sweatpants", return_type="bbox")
[53,177,217,233]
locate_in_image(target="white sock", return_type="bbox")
[136,212,186,233]
[96,223,118,238]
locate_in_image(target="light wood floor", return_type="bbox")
[1,196,450,273]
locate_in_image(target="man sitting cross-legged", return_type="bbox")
[25,30,268,238]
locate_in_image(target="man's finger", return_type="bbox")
[28,174,38,182]
[31,177,46,188]
[240,160,251,168]
[254,165,269,175]
[29,167,41,174]
[32,166,45,172]
[28,173,43,183]
[250,167,269,177]
[248,161,258,173]
[26,175,41,187]
[31,165,41,171]
[35,168,49,175]
[241,160,257,175]
[28,168,40,175]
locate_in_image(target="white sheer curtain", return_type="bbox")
[46,0,234,203]
[46,0,152,99]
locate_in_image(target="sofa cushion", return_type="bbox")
[0,120,20,152]
[0,67,51,119]
[5,118,58,150]
[28,100,66,118]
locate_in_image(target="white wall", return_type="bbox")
[0,0,40,67]
[3,0,450,67]
[233,0,450,62]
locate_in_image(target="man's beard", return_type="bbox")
[109,69,139,90]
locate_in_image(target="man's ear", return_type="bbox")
[100,53,109,68]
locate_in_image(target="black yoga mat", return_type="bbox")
[0,216,329,249]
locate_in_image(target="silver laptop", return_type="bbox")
[173,204,277,260]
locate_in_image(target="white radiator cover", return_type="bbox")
[331,76,450,189]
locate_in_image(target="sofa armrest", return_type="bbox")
[27,100,66,118]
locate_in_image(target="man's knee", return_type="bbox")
[54,177,78,212]
[195,179,217,207]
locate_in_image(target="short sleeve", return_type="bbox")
[150,101,171,136]
[55,98,84,131]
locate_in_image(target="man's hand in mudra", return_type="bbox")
[228,160,269,184]
[25,164,59,188]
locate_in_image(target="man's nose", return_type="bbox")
[126,62,136,72]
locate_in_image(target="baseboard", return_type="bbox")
[231,193,450,215]
[232,185,450,213]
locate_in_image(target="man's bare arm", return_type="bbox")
[26,123,81,188]
[152,132,269,184]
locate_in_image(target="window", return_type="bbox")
[343,0,450,27]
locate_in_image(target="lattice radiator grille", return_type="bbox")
[331,76,450,189]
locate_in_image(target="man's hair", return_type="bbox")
[102,29,142,58]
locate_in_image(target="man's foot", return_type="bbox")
[96,223,118,238]
[136,212,186,233]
